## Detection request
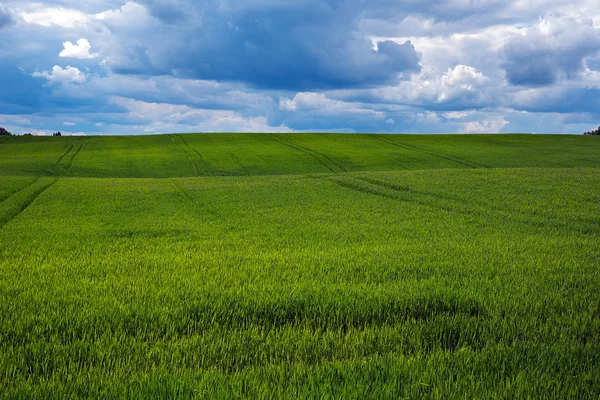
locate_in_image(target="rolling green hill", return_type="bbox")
[1,134,599,398]
[0,133,598,177]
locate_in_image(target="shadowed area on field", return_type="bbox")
[0,133,599,177]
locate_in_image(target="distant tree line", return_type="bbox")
[0,127,66,136]
[584,126,600,135]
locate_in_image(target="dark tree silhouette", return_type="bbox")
[53,131,62,137]
[584,126,600,135]
[0,127,12,136]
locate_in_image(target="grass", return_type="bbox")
[1,133,598,178]
[0,133,599,398]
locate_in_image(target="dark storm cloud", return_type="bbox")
[103,1,423,90]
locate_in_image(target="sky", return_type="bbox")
[1,0,600,135]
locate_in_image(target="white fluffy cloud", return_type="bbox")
[59,38,97,59]
[462,117,509,133]
[503,15,600,85]
[19,2,151,30]
[437,65,490,102]
[32,65,87,84]
[20,7,89,28]
[279,93,385,118]
[94,2,153,28]
[330,64,494,109]
[111,96,292,133]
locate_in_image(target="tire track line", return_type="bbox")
[332,174,588,234]
[290,136,347,172]
[328,177,397,201]
[169,135,199,177]
[169,179,195,203]
[375,135,475,167]
[229,152,250,176]
[0,178,59,229]
[356,175,505,212]
[178,134,212,176]
[63,140,83,174]
[263,134,334,172]
[354,176,477,215]
[52,142,74,173]
[326,176,470,216]
[266,134,346,173]
[355,176,479,207]
[51,139,84,175]
[372,135,487,168]
[0,178,41,204]
[169,179,221,218]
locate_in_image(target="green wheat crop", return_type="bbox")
[0,133,598,398]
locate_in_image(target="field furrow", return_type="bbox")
[328,175,472,217]
[264,134,336,173]
[353,172,600,235]
[0,177,39,204]
[269,134,347,173]
[52,142,74,172]
[0,177,57,228]
[169,134,199,176]
[374,134,485,168]
[229,152,250,175]
[65,140,83,172]
[177,134,212,176]
[53,140,84,176]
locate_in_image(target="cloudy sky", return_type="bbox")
[1,0,600,135]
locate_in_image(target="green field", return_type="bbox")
[0,133,599,398]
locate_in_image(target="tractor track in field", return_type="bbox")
[328,177,397,201]
[169,179,195,203]
[0,178,59,230]
[264,134,346,173]
[0,178,41,204]
[353,175,497,215]
[170,135,199,176]
[229,152,250,176]
[169,179,221,218]
[63,140,83,174]
[53,142,74,172]
[329,174,596,235]
[52,139,84,175]
[264,134,336,173]
[356,175,595,232]
[354,176,482,208]
[326,176,473,216]
[177,135,212,176]
[372,134,487,169]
